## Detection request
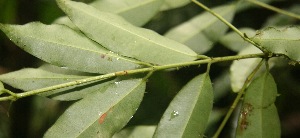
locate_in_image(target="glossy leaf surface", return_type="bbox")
[252,26,300,62]
[0,22,143,74]
[45,78,146,137]
[164,4,235,54]
[0,68,114,100]
[154,73,213,137]
[57,0,197,65]
[236,72,280,137]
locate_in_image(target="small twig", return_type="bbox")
[191,0,269,54]
[246,0,300,20]
[212,59,265,138]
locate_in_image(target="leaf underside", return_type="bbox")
[252,26,300,62]
[44,78,146,137]
[236,72,280,138]
[165,4,235,54]
[56,0,197,65]
[154,73,213,138]
[0,23,143,74]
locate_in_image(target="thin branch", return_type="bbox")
[191,0,269,54]
[212,59,265,138]
[0,53,266,101]
[246,0,300,20]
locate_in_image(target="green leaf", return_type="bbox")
[44,78,146,137]
[113,125,156,138]
[160,0,190,11]
[263,5,300,27]
[0,22,143,74]
[57,0,197,65]
[251,26,300,62]
[53,16,79,31]
[0,68,87,91]
[164,4,235,54]
[54,0,163,27]
[0,68,114,100]
[244,72,277,108]
[230,46,263,92]
[236,72,280,138]
[154,73,213,137]
[220,28,256,52]
[90,0,163,26]
[236,0,273,12]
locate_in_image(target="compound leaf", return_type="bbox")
[164,4,235,54]
[251,26,300,62]
[0,22,143,74]
[44,78,146,137]
[154,73,213,138]
[57,0,197,65]
[236,72,280,138]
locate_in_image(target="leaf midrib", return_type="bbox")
[72,2,195,56]
[77,79,144,137]
[20,31,140,64]
[180,74,208,137]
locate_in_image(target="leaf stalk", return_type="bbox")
[0,53,265,101]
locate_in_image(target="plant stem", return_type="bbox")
[246,0,300,20]
[191,0,268,53]
[0,53,265,101]
[212,59,265,138]
[1,89,17,97]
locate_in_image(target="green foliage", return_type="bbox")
[252,26,300,62]
[236,72,280,137]
[154,73,213,137]
[57,0,197,65]
[165,4,235,54]
[0,23,142,74]
[0,0,299,137]
[45,78,146,137]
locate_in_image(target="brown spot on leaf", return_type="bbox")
[100,54,106,59]
[98,112,107,124]
[98,108,113,124]
[239,103,253,131]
